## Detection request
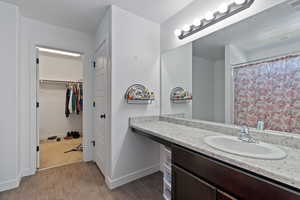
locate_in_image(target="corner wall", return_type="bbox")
[109,5,161,188]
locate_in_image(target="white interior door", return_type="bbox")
[93,41,108,175]
[36,48,40,169]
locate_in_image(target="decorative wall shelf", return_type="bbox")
[170,87,192,103]
[125,84,155,104]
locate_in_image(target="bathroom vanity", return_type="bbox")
[130,116,300,200]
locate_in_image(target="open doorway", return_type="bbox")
[36,47,84,170]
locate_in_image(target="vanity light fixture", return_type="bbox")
[182,24,191,32]
[174,29,182,37]
[234,0,247,5]
[205,11,215,21]
[218,3,229,13]
[174,0,254,40]
[193,18,202,27]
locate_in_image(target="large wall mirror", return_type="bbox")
[161,1,300,134]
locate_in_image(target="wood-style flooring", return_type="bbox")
[40,138,82,169]
[0,162,164,200]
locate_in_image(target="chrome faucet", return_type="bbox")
[238,126,258,143]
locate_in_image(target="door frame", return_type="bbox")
[31,43,92,171]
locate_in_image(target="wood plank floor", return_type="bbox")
[0,162,164,200]
[40,138,82,169]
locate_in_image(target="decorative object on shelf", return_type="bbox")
[124,84,155,104]
[174,0,255,40]
[170,87,192,103]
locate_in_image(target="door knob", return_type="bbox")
[100,114,106,119]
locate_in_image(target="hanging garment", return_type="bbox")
[79,84,83,112]
[77,83,82,114]
[65,88,71,117]
[72,85,77,113]
[69,86,73,113]
[76,84,80,115]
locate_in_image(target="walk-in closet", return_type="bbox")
[37,47,84,169]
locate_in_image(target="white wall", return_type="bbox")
[0,2,20,192]
[39,53,83,140]
[160,0,287,52]
[109,5,161,187]
[19,17,93,178]
[192,56,215,121]
[213,60,225,123]
[192,56,225,122]
[39,53,83,81]
[161,43,192,117]
[229,45,248,65]
[246,40,300,61]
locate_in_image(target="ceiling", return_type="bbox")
[1,0,195,35]
[192,1,300,60]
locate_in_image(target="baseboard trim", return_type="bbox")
[106,164,160,189]
[22,168,36,177]
[0,177,21,192]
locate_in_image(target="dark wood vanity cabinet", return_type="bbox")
[172,145,300,200]
[216,190,237,200]
[172,165,216,200]
[172,165,236,200]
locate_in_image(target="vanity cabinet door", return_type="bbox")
[172,165,216,200]
[217,190,238,200]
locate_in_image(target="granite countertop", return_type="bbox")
[130,116,300,190]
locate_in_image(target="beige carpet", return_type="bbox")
[40,138,82,169]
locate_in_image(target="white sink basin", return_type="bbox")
[204,136,286,160]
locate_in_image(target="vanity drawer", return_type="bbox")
[172,165,216,200]
[172,145,300,200]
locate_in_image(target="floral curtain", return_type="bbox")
[233,55,300,133]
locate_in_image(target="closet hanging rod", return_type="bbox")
[39,79,83,84]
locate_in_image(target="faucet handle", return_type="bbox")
[241,126,249,134]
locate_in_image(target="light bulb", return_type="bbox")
[183,24,191,32]
[234,0,246,5]
[193,18,201,26]
[174,29,182,37]
[218,3,229,13]
[205,12,214,21]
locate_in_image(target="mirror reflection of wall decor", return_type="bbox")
[170,87,192,103]
[124,84,155,104]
